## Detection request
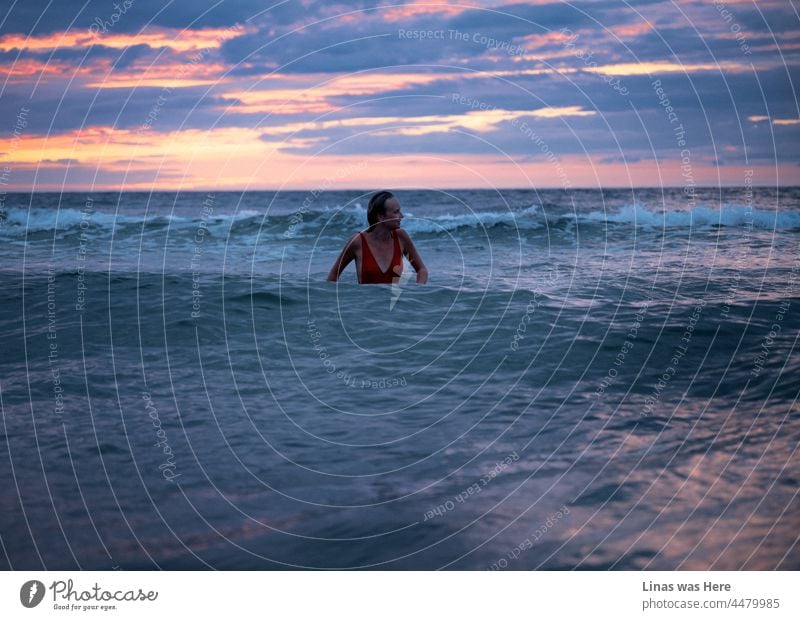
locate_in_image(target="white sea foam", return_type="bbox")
[2,202,797,237]
[583,203,799,230]
[0,206,265,234]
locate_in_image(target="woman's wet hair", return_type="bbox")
[367,190,394,228]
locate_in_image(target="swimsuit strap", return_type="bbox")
[392,230,400,264]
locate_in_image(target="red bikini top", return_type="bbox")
[359,230,402,284]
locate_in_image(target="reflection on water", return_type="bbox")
[1,188,798,569]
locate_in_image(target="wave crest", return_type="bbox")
[2,202,797,240]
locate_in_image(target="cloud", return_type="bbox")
[749,116,800,126]
[1,0,798,189]
[583,61,752,76]
[0,25,246,54]
[1,0,276,36]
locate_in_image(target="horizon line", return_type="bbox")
[3,185,797,194]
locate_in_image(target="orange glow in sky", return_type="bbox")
[2,0,797,190]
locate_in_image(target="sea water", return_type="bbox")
[0,187,798,569]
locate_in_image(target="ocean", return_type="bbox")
[1,187,798,569]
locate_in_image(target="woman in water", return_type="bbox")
[327,191,428,284]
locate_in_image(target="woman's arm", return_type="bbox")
[398,230,428,284]
[326,235,358,281]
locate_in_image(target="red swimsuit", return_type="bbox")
[359,230,402,284]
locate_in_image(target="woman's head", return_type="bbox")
[367,190,396,228]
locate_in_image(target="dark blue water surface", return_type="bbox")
[1,189,798,569]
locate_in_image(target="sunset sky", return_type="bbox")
[1,0,799,190]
